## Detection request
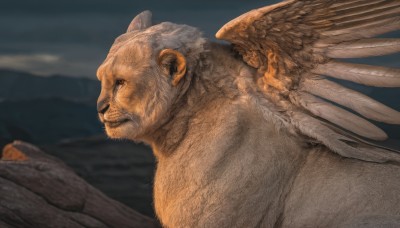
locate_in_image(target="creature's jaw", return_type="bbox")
[103,119,140,140]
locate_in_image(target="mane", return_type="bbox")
[107,22,208,78]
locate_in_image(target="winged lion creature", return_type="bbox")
[97,0,400,227]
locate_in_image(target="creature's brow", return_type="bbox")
[97,57,116,81]
[97,67,105,81]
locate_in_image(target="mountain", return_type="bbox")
[0,69,156,217]
[0,68,398,147]
[0,69,103,147]
[0,98,102,145]
[0,69,100,104]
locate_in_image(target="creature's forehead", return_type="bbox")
[97,22,206,80]
[109,22,204,55]
[97,39,152,81]
[109,32,155,58]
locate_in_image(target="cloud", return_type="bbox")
[0,0,398,78]
[0,43,106,77]
[0,54,61,72]
[0,52,99,77]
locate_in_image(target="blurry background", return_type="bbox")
[0,0,399,218]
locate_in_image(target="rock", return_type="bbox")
[0,141,159,228]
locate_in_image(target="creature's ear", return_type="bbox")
[127,10,152,32]
[158,49,187,86]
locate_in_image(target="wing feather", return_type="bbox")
[290,112,400,163]
[290,92,388,140]
[321,16,400,36]
[319,16,400,43]
[217,0,400,162]
[329,5,400,24]
[330,0,400,20]
[312,61,400,87]
[331,0,389,9]
[300,76,400,124]
[314,38,400,58]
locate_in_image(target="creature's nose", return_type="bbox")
[97,100,110,114]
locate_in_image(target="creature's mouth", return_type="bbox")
[104,119,130,128]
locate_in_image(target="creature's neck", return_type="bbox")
[148,81,308,226]
[144,42,310,227]
[147,42,249,158]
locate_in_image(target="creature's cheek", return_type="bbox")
[105,124,130,139]
[114,90,137,108]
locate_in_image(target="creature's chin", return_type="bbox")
[104,120,141,140]
[105,119,129,128]
[104,120,135,139]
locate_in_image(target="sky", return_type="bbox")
[0,0,281,77]
[0,1,399,140]
[1,0,399,78]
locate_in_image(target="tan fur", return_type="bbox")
[97,18,400,227]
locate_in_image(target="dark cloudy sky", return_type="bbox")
[0,0,399,77]
[0,1,399,141]
[0,0,284,77]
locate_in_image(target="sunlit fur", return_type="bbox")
[97,22,206,141]
[97,21,400,227]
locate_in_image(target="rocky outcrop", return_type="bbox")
[0,141,159,228]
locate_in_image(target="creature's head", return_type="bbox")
[96,11,206,141]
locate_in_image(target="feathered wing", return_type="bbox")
[216,0,400,162]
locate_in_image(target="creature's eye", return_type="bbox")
[115,79,125,86]
[115,79,126,89]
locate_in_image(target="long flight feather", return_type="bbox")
[312,61,400,87]
[330,5,400,26]
[332,0,400,19]
[300,76,400,124]
[318,16,400,44]
[290,112,400,162]
[330,0,389,11]
[290,92,388,140]
[314,38,400,57]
